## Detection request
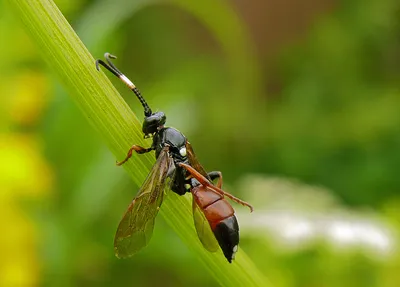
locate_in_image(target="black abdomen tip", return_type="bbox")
[213,215,239,263]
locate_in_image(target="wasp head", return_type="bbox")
[142,111,166,136]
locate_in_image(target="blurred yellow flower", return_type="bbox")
[0,134,52,198]
[0,134,53,286]
[0,198,40,286]
[7,72,50,127]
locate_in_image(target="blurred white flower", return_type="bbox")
[237,175,397,259]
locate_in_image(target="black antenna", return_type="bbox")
[96,53,152,117]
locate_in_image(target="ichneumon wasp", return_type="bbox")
[96,53,253,263]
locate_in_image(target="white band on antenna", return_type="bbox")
[120,74,136,89]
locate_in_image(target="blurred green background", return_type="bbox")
[2,0,400,286]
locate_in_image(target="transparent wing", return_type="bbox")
[186,140,218,251]
[114,148,174,258]
[192,196,219,252]
[185,141,209,179]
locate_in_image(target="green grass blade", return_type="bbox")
[6,0,270,286]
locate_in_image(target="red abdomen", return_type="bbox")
[192,186,234,229]
[192,185,239,263]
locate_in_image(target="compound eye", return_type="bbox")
[157,112,166,126]
[142,112,166,135]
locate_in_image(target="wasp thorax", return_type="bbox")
[142,111,166,135]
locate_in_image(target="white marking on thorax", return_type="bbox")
[179,147,187,157]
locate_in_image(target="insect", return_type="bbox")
[96,53,253,263]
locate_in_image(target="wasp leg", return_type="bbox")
[178,163,253,212]
[116,145,153,166]
[208,171,223,189]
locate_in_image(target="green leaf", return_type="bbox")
[7,0,269,286]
